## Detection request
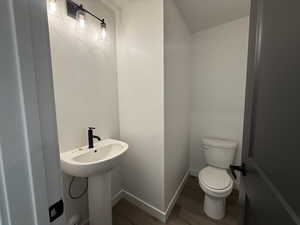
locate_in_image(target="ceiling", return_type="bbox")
[173,0,250,33]
[106,0,250,33]
[107,0,134,10]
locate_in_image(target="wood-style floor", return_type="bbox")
[112,176,240,225]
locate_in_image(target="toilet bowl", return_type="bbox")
[199,166,233,219]
[198,138,237,220]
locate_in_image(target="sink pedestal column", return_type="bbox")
[88,172,112,225]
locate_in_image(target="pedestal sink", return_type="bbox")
[60,139,128,225]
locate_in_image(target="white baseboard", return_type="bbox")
[190,169,199,177]
[233,180,240,190]
[123,169,190,223]
[112,190,124,207]
[164,170,190,221]
[123,190,166,222]
[80,170,191,224]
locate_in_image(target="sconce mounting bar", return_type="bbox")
[66,0,105,23]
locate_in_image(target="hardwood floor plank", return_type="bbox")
[113,199,163,225]
[166,205,191,225]
[178,207,217,225]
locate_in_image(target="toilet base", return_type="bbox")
[203,194,225,220]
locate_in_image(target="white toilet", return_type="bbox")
[198,137,237,220]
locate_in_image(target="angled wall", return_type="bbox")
[117,0,191,215]
[164,0,191,209]
[117,0,165,211]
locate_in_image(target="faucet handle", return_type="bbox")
[88,127,96,130]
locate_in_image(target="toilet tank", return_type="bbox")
[202,138,237,169]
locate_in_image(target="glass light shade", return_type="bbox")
[76,10,86,27]
[100,22,107,40]
[49,0,56,12]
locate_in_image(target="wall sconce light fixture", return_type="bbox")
[100,20,106,40]
[48,0,57,12]
[66,0,107,39]
[76,8,86,27]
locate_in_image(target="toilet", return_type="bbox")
[198,137,237,220]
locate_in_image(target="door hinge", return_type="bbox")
[49,199,64,223]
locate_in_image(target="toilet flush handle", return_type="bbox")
[230,163,247,179]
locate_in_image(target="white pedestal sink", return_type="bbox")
[60,139,128,225]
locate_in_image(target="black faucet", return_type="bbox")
[88,127,101,149]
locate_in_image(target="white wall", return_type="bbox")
[47,0,121,223]
[118,0,165,211]
[164,0,191,208]
[190,17,249,181]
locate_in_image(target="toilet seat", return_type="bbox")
[199,166,233,198]
[199,166,231,190]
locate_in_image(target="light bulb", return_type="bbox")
[76,9,86,27]
[100,21,107,40]
[48,0,56,12]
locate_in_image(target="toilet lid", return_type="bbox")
[199,166,232,190]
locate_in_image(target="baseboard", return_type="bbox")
[80,170,191,224]
[122,190,166,222]
[233,180,240,190]
[190,169,199,177]
[164,170,190,221]
[112,189,124,207]
[122,170,190,223]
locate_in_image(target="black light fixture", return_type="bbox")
[66,0,107,39]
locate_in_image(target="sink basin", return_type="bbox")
[60,139,128,177]
[60,139,128,225]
